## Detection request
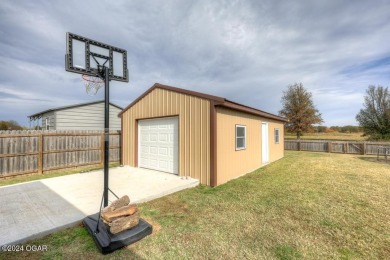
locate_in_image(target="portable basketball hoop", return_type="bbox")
[82,74,104,95]
[65,32,151,254]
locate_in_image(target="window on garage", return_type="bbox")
[235,125,246,150]
[275,128,280,144]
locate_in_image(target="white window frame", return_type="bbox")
[45,118,49,130]
[235,125,246,150]
[275,128,280,144]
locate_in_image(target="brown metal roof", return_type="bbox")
[119,83,288,122]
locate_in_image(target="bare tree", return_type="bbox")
[279,83,323,139]
[356,85,390,140]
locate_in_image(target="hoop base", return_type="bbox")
[83,213,152,254]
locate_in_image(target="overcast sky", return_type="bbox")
[1,0,389,127]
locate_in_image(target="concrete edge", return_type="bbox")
[134,179,200,204]
[2,219,84,246]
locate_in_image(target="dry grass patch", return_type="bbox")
[1,152,389,259]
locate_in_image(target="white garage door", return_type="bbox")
[138,117,179,174]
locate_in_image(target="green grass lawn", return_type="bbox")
[1,152,389,259]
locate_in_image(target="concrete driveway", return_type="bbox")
[0,166,199,246]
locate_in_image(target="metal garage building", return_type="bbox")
[119,83,287,186]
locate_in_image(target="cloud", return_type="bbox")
[0,0,390,127]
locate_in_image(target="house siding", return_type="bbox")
[121,88,211,185]
[55,103,122,130]
[216,107,284,185]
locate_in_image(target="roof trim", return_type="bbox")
[119,83,225,116]
[221,100,288,122]
[119,83,287,122]
[28,100,123,118]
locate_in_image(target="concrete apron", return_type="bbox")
[0,166,199,246]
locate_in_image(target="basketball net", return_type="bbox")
[82,74,104,96]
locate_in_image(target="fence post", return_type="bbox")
[362,142,366,155]
[38,134,43,174]
[345,142,349,154]
[328,142,332,153]
[297,140,301,151]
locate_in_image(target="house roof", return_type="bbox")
[28,100,123,119]
[119,83,288,122]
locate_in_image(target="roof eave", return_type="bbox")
[29,100,123,119]
[219,101,288,122]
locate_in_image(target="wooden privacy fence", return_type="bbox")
[0,130,121,178]
[285,139,390,155]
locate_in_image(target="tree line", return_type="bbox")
[279,83,390,140]
[312,125,362,134]
[0,120,24,130]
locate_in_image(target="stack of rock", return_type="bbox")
[101,195,139,234]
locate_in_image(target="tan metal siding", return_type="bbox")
[216,107,284,185]
[267,121,284,163]
[121,88,210,185]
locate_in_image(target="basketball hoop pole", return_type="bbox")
[103,66,109,207]
[66,33,152,254]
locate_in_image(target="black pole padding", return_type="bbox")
[104,66,110,207]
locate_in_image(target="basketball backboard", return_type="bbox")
[65,32,128,82]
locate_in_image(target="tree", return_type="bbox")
[356,85,390,140]
[0,120,23,130]
[279,83,323,139]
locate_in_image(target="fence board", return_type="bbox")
[285,140,390,156]
[0,130,121,178]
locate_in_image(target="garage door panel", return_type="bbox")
[138,117,178,174]
[149,158,158,167]
[150,146,158,154]
[140,145,149,154]
[159,160,168,169]
[150,134,158,142]
[159,133,168,142]
[159,147,168,156]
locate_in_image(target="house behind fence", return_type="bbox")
[0,130,121,178]
[28,100,122,130]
